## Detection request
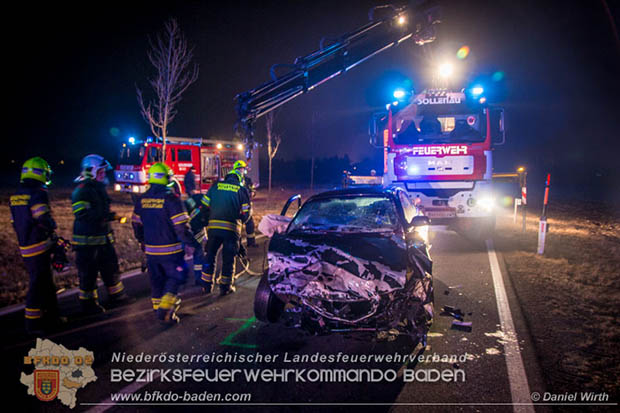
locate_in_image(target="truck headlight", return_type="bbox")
[478,197,495,211]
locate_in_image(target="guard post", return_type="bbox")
[537,174,551,254]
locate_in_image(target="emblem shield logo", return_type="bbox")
[34,370,59,402]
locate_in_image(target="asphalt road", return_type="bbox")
[3,230,550,412]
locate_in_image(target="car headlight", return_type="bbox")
[415,224,430,244]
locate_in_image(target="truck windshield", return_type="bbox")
[118,146,146,165]
[288,196,398,233]
[394,113,484,144]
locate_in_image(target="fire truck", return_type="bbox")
[114,136,259,195]
[366,88,505,239]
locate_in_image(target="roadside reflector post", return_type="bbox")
[513,198,521,223]
[537,174,551,254]
[518,169,527,232]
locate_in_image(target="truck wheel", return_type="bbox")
[254,273,285,323]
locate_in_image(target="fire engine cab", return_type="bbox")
[114,136,259,195]
[366,88,505,239]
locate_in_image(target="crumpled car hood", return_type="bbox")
[267,232,408,304]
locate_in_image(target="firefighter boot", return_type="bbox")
[219,283,236,296]
[157,307,180,325]
[157,294,181,325]
[202,283,213,294]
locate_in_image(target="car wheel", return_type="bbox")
[254,273,285,323]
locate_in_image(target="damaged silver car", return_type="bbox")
[254,186,434,341]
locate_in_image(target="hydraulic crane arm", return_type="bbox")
[235,2,441,155]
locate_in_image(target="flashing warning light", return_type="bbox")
[517,166,525,173]
[397,15,406,25]
[216,143,223,149]
[128,137,136,145]
[472,86,484,96]
[393,89,406,99]
[438,63,453,78]
[237,143,244,151]
[479,97,487,104]
[456,45,470,60]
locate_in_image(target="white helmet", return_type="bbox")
[76,154,112,182]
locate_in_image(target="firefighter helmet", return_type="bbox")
[21,157,52,185]
[79,154,112,180]
[148,163,174,185]
[233,160,247,170]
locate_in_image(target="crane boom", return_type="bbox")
[235,2,441,156]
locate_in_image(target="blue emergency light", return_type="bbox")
[128,137,136,145]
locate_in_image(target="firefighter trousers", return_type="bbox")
[245,217,256,246]
[192,241,210,287]
[203,229,238,286]
[23,252,59,325]
[146,252,188,315]
[75,243,124,304]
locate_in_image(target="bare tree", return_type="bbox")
[136,18,199,161]
[265,112,282,195]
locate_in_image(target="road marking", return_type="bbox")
[486,239,534,413]
[220,316,258,349]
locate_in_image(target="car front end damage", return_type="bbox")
[265,230,433,339]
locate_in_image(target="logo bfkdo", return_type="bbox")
[34,370,60,402]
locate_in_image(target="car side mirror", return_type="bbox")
[410,215,431,227]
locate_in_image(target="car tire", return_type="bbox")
[254,273,285,323]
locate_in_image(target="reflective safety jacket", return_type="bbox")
[184,193,210,243]
[71,179,116,246]
[10,179,57,258]
[132,184,197,256]
[201,173,251,235]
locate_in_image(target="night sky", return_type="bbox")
[7,0,620,201]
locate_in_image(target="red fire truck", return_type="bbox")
[365,88,505,239]
[114,136,259,195]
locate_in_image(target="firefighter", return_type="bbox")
[72,154,129,315]
[132,163,199,323]
[183,191,212,293]
[10,157,63,334]
[184,166,197,196]
[201,168,251,295]
[232,160,257,248]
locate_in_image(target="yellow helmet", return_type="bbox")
[21,157,52,185]
[148,163,174,185]
[233,160,247,170]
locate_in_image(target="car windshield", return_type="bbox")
[288,196,399,233]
